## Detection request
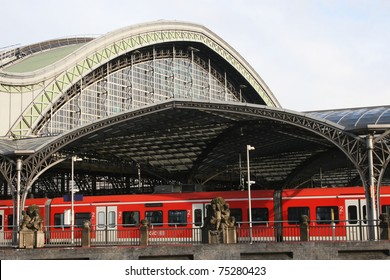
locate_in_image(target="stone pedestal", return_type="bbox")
[82,227,91,247]
[208,230,223,244]
[140,220,149,246]
[34,231,45,248]
[206,228,237,244]
[19,230,34,249]
[299,215,309,241]
[223,226,237,244]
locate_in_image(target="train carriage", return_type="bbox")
[1,186,390,245]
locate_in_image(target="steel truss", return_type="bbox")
[0,100,389,241]
[5,24,280,138]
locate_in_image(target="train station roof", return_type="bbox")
[0,21,389,197]
[1,99,389,195]
[308,106,390,133]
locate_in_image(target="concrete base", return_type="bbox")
[18,230,34,249]
[2,241,389,260]
[223,227,237,244]
[82,229,91,247]
[35,231,45,248]
[208,230,222,244]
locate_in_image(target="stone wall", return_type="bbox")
[1,242,389,260]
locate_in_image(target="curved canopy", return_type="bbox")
[2,99,379,198]
[1,21,281,138]
[308,106,390,133]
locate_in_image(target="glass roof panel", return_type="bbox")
[307,106,390,129]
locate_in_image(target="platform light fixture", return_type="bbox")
[246,144,255,243]
[71,156,82,245]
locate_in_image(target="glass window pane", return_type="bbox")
[54,213,67,227]
[316,206,339,224]
[362,205,367,224]
[168,210,187,226]
[250,208,269,225]
[145,211,163,226]
[194,209,203,227]
[123,211,139,227]
[75,212,91,228]
[288,207,310,225]
[98,211,105,228]
[230,208,242,223]
[348,205,358,224]
[382,205,390,215]
[108,211,116,228]
[7,215,13,230]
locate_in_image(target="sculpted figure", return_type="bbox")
[20,210,32,230]
[208,197,235,231]
[19,205,43,231]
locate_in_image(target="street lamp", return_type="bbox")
[246,145,255,243]
[71,156,82,245]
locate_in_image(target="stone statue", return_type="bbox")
[19,204,45,248]
[203,197,237,244]
[208,197,236,231]
[20,205,43,231]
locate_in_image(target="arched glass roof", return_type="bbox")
[307,106,390,131]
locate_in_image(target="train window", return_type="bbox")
[250,208,269,225]
[168,210,187,226]
[145,211,163,226]
[0,214,2,230]
[75,212,91,228]
[194,209,203,226]
[54,213,69,228]
[108,211,116,228]
[123,211,140,227]
[97,211,105,228]
[316,207,339,224]
[382,205,390,215]
[230,208,242,223]
[287,207,310,225]
[7,215,13,230]
[362,205,367,224]
[348,205,358,224]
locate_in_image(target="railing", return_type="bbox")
[0,219,388,248]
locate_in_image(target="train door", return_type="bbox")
[96,206,117,244]
[192,204,204,242]
[345,199,367,240]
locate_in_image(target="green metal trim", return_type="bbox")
[0,82,45,93]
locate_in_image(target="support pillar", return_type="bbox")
[299,215,309,241]
[13,158,23,245]
[140,219,149,246]
[366,134,378,240]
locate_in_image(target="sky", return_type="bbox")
[1,0,389,112]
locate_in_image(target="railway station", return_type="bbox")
[0,20,390,259]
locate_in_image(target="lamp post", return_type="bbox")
[71,156,82,245]
[246,145,255,243]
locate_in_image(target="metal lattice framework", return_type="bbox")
[2,21,280,137]
[2,100,389,196]
[7,100,369,192]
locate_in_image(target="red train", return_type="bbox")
[1,186,390,244]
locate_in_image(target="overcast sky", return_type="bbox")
[1,0,389,111]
